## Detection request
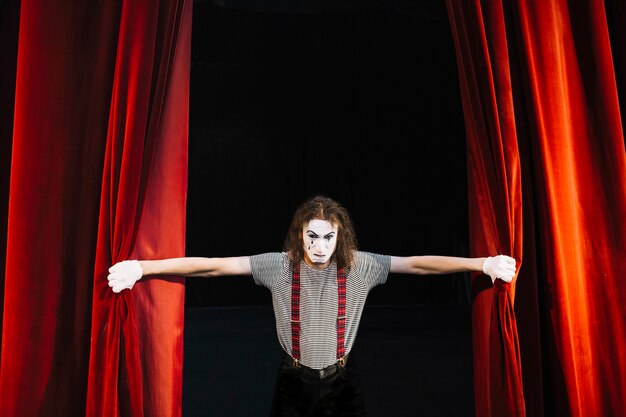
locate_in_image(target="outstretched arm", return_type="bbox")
[390,254,516,283]
[139,257,251,277]
[107,256,251,293]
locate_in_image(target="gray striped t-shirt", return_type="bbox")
[250,251,390,369]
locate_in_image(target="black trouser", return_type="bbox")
[269,353,367,417]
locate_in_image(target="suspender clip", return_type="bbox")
[337,355,347,367]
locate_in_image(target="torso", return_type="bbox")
[250,251,390,369]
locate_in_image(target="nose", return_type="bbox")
[311,238,327,250]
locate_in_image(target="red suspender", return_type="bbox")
[337,267,347,359]
[291,266,302,360]
[291,263,347,362]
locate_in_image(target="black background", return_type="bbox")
[185,0,469,307]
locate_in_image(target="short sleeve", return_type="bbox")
[249,252,286,289]
[355,251,390,290]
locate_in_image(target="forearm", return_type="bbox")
[139,258,203,277]
[108,256,250,293]
[138,257,249,278]
[391,255,486,275]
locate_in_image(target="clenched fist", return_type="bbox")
[482,255,517,283]
[107,260,143,293]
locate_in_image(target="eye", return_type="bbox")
[325,234,335,241]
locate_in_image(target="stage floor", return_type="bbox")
[183,304,474,417]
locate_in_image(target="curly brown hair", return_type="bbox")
[283,195,358,270]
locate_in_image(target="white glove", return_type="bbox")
[482,255,516,283]
[107,260,143,293]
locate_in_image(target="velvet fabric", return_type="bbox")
[446,1,626,416]
[0,1,191,416]
[446,1,525,415]
[0,0,20,357]
[2,1,625,417]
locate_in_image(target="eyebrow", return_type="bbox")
[306,230,335,238]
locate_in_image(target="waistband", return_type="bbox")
[282,353,349,379]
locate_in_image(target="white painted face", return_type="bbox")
[302,219,338,269]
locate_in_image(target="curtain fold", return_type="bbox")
[514,1,626,416]
[0,1,191,416]
[0,1,120,414]
[0,0,21,360]
[445,2,525,416]
[447,0,626,416]
[87,1,191,416]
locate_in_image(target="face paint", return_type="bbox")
[302,219,338,270]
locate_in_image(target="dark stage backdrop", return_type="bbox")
[185,1,470,307]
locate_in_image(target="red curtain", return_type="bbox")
[0,0,21,355]
[0,1,191,416]
[447,1,626,417]
[446,1,525,416]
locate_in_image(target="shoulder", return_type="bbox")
[351,251,391,288]
[355,251,391,267]
[250,252,288,269]
[250,252,292,289]
[351,251,391,276]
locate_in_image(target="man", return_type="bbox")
[108,195,516,417]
